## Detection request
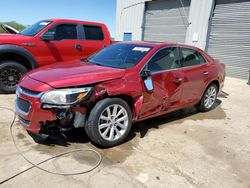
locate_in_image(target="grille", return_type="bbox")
[16,98,31,113]
[17,115,30,126]
[20,87,41,96]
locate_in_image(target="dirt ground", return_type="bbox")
[0,77,249,188]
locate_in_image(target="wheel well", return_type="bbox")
[85,94,136,119]
[198,80,220,102]
[209,80,220,90]
[0,52,32,70]
[111,94,135,116]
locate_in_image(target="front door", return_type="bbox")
[139,47,184,118]
[36,23,83,66]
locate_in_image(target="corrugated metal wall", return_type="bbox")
[115,0,150,41]
[143,0,191,43]
[207,0,250,80]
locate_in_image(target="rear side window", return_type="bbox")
[83,25,104,40]
[198,53,207,64]
[147,47,180,72]
[47,24,77,40]
[181,48,206,67]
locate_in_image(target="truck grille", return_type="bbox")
[16,97,31,114]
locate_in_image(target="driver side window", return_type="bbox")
[147,47,180,73]
[46,24,77,40]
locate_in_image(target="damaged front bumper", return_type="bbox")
[15,86,87,137]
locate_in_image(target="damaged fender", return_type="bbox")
[94,76,144,120]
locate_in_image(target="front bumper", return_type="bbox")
[15,86,57,134]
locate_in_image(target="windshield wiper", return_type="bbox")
[93,63,105,66]
[81,59,105,67]
[81,58,89,62]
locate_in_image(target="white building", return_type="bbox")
[116,0,250,80]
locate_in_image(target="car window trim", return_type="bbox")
[140,46,182,75]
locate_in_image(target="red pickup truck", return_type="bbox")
[0,19,112,93]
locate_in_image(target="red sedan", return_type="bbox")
[16,42,225,147]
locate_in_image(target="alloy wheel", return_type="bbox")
[0,67,22,88]
[98,104,129,141]
[204,86,217,109]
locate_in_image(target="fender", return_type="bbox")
[0,44,38,69]
[97,77,144,118]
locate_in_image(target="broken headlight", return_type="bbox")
[41,87,92,105]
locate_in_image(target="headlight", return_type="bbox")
[41,87,92,105]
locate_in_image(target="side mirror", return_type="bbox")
[40,32,55,41]
[140,69,152,78]
[141,69,154,92]
[144,76,154,92]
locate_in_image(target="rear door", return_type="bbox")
[139,47,184,118]
[78,25,105,58]
[36,23,83,65]
[180,47,210,105]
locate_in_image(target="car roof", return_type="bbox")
[44,18,105,26]
[119,41,202,51]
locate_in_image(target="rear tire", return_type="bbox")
[198,83,218,112]
[0,61,27,94]
[85,98,132,147]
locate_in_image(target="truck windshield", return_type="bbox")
[21,20,52,36]
[88,43,152,69]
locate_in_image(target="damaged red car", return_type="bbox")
[16,42,225,147]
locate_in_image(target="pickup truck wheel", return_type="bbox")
[85,98,132,147]
[198,83,218,112]
[0,61,27,93]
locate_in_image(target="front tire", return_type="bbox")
[85,98,132,147]
[198,83,218,112]
[0,61,27,94]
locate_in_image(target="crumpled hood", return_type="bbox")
[28,60,126,88]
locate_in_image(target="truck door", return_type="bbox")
[36,23,83,65]
[77,25,105,58]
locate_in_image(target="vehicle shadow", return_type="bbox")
[31,99,224,148]
[30,128,90,147]
[128,99,224,140]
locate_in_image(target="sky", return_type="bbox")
[1,0,116,37]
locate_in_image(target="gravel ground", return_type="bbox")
[0,76,249,188]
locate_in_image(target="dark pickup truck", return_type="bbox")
[0,19,112,93]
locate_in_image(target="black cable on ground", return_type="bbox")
[0,107,102,185]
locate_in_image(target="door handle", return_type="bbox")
[75,44,82,50]
[203,71,209,75]
[173,78,183,84]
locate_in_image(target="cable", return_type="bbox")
[179,0,191,28]
[0,107,102,185]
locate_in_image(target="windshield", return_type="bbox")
[21,20,52,36]
[88,43,152,69]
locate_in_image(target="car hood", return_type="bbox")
[0,33,32,42]
[28,60,126,88]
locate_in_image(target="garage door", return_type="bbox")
[207,0,250,80]
[143,0,191,43]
